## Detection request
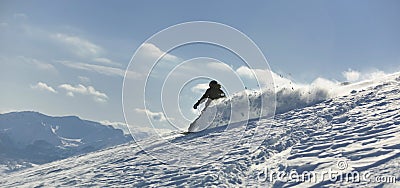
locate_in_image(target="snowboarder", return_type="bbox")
[193,80,226,110]
[185,80,226,133]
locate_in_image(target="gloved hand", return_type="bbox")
[193,102,199,109]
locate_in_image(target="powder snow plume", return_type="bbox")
[189,69,397,131]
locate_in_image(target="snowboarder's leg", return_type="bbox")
[204,99,211,110]
[188,99,211,132]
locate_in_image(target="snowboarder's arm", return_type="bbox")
[199,89,210,102]
[193,89,210,109]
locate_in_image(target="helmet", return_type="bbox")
[209,80,218,87]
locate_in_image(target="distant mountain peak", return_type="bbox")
[0,111,132,173]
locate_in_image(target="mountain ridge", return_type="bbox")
[0,111,132,174]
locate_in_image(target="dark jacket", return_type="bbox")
[194,84,226,109]
[199,86,225,101]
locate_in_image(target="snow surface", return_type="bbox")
[1,73,400,187]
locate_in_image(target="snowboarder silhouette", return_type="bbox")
[185,80,226,133]
[193,80,226,110]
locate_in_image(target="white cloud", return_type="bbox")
[191,83,209,94]
[51,33,102,58]
[342,69,360,82]
[113,43,181,80]
[50,33,124,74]
[135,108,170,122]
[100,120,130,134]
[19,56,57,73]
[31,82,57,93]
[100,120,127,127]
[236,66,255,79]
[60,61,123,76]
[235,66,270,86]
[141,43,178,62]
[58,83,108,103]
[92,57,122,67]
[59,84,87,94]
[59,60,142,79]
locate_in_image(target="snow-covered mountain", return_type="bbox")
[1,74,399,187]
[0,111,132,173]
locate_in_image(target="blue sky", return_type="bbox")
[1,1,399,131]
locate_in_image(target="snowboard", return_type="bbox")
[179,131,193,135]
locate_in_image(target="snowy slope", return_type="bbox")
[1,74,399,187]
[0,112,132,174]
